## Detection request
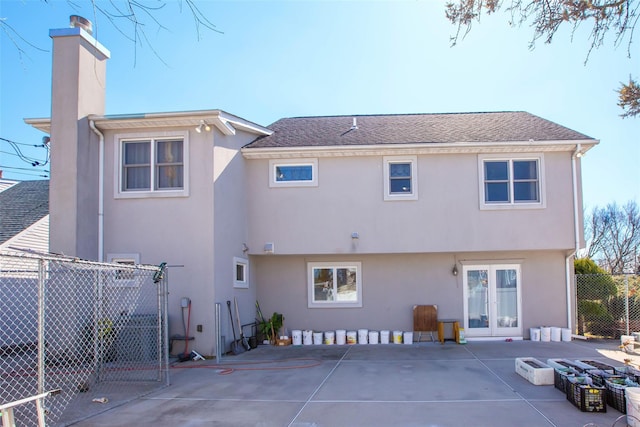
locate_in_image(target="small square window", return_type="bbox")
[107,253,140,287]
[383,156,417,201]
[233,257,249,288]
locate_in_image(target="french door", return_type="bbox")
[462,264,522,337]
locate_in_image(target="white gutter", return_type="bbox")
[566,143,583,332]
[89,120,105,262]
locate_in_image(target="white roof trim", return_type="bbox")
[24,110,273,137]
[242,139,599,159]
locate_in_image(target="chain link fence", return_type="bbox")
[576,274,640,339]
[0,251,169,426]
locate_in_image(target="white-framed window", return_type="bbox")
[233,257,249,289]
[269,158,318,187]
[478,154,545,210]
[383,156,418,200]
[115,132,189,198]
[107,253,140,286]
[307,262,362,308]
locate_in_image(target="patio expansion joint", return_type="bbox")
[462,345,559,426]
[287,346,353,427]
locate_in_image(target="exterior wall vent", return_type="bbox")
[70,15,93,35]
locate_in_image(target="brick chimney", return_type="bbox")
[48,16,110,260]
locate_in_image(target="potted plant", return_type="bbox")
[257,312,284,345]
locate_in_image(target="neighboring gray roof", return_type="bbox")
[245,111,595,149]
[0,180,49,244]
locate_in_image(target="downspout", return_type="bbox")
[89,119,104,262]
[566,143,583,332]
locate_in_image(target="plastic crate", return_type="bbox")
[615,366,640,382]
[566,377,606,412]
[605,379,635,413]
[554,367,578,393]
[587,370,623,387]
[547,358,590,373]
[576,360,616,373]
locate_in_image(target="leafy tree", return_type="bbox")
[445,0,640,118]
[585,201,640,274]
[1,0,221,65]
[575,257,618,336]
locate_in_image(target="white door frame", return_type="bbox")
[462,263,523,338]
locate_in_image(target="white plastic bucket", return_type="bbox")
[561,328,572,342]
[622,335,636,352]
[292,330,302,346]
[346,331,357,344]
[358,329,369,344]
[530,328,541,341]
[335,329,346,345]
[540,327,551,342]
[393,331,403,344]
[403,332,413,345]
[324,331,335,345]
[313,332,323,345]
[380,330,390,344]
[368,331,379,345]
[303,330,313,345]
[627,387,640,427]
[550,327,561,342]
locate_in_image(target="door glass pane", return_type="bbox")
[467,269,489,329]
[496,269,518,327]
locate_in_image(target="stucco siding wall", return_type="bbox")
[246,151,576,256]
[212,132,259,352]
[102,126,217,354]
[49,34,106,260]
[253,251,569,336]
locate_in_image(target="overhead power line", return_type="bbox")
[0,136,50,167]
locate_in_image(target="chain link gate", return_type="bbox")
[0,251,169,426]
[576,274,640,339]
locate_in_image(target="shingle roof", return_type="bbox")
[245,111,594,149]
[0,180,49,244]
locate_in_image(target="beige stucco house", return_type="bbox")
[25,21,598,356]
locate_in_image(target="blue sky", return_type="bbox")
[1,0,638,210]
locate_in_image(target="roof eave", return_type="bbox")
[241,139,599,159]
[24,110,273,137]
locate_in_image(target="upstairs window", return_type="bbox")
[269,159,318,187]
[383,156,418,200]
[117,132,188,198]
[479,155,544,209]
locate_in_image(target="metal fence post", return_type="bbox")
[37,258,45,395]
[162,269,170,386]
[626,275,630,336]
[215,302,221,363]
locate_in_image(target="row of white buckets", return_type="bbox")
[529,326,572,342]
[291,329,414,346]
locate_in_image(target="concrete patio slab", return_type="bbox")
[59,339,638,427]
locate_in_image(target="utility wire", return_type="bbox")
[0,136,50,167]
[0,164,49,174]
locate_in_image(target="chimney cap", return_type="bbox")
[70,15,93,35]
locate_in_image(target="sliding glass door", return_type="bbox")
[463,264,522,337]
